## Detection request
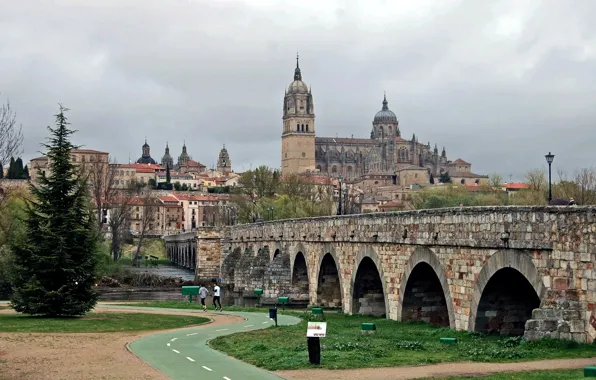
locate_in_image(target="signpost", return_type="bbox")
[306,321,327,365]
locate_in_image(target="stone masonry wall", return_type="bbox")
[167,206,596,343]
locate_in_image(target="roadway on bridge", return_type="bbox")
[102,305,300,380]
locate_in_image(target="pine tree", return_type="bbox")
[15,157,24,178]
[7,157,15,179]
[10,105,99,316]
[23,165,29,179]
[166,164,171,184]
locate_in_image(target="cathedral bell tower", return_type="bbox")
[281,54,316,175]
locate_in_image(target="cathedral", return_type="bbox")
[281,56,487,185]
[135,140,229,174]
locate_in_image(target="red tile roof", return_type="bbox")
[504,183,530,190]
[159,195,180,203]
[452,158,471,165]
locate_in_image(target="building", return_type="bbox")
[280,56,487,186]
[29,149,110,184]
[136,140,158,165]
[160,143,174,169]
[216,145,232,174]
[281,54,316,175]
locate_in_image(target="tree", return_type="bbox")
[0,98,24,167]
[166,165,171,184]
[174,181,181,191]
[15,157,24,178]
[106,185,136,262]
[148,178,156,188]
[23,165,29,179]
[7,157,15,179]
[525,169,547,193]
[181,183,189,191]
[439,171,451,184]
[0,162,3,179]
[554,168,596,205]
[429,173,434,184]
[85,155,116,230]
[489,172,503,187]
[132,195,160,266]
[10,105,99,316]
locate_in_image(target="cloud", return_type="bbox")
[1,0,595,179]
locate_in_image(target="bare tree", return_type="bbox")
[85,155,118,229]
[133,195,161,266]
[555,168,596,205]
[489,172,503,187]
[524,169,547,193]
[105,187,136,262]
[0,98,24,166]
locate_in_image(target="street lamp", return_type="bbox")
[337,175,343,216]
[545,152,555,202]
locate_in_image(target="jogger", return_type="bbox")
[213,282,222,311]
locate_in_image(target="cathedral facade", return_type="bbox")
[281,57,486,185]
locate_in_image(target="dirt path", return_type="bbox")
[0,307,242,380]
[276,357,596,380]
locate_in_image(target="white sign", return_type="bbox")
[306,322,327,338]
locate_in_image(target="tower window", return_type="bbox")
[302,152,305,157]
[306,124,309,132]
[296,124,300,132]
[301,124,305,132]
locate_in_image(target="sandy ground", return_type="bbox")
[0,307,242,380]
[276,357,596,380]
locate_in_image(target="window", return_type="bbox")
[302,152,305,157]
[306,124,309,132]
[71,155,77,162]
[332,166,337,173]
[301,124,305,132]
[296,124,300,132]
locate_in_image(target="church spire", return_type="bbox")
[382,92,388,111]
[294,52,302,81]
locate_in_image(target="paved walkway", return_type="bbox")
[102,305,301,380]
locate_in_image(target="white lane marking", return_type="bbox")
[216,328,228,332]
[186,332,198,336]
[186,357,195,362]
[244,325,254,327]
[172,349,180,354]
[262,321,268,324]
[170,338,178,342]
[202,366,213,371]
[167,343,171,347]
[224,377,232,380]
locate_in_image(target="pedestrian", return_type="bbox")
[569,198,578,206]
[213,281,222,311]
[199,284,209,312]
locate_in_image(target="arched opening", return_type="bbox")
[301,124,305,132]
[273,249,280,260]
[332,166,337,173]
[401,262,450,326]
[317,253,342,307]
[296,124,300,132]
[291,252,309,301]
[306,124,309,132]
[474,267,540,336]
[352,257,385,316]
[316,165,322,171]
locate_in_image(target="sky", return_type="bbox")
[1,0,595,181]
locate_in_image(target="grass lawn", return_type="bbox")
[424,369,587,379]
[0,312,209,333]
[207,314,595,371]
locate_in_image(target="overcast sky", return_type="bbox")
[1,0,595,180]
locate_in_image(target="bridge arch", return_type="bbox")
[397,247,455,328]
[315,247,344,308]
[468,250,544,335]
[350,246,388,317]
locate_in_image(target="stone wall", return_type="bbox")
[166,206,596,343]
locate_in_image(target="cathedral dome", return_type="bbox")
[373,94,397,123]
[287,80,309,94]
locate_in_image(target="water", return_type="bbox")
[128,265,195,281]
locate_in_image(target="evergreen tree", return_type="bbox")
[15,157,24,178]
[439,171,452,184]
[0,162,4,179]
[10,105,99,316]
[7,157,15,179]
[23,165,29,179]
[166,164,171,184]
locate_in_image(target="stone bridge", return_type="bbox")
[164,206,596,343]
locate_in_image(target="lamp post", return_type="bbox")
[545,152,555,202]
[337,175,343,216]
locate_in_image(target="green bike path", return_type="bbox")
[102,305,301,380]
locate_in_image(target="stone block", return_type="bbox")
[569,320,586,333]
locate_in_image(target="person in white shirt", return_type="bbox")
[212,282,222,311]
